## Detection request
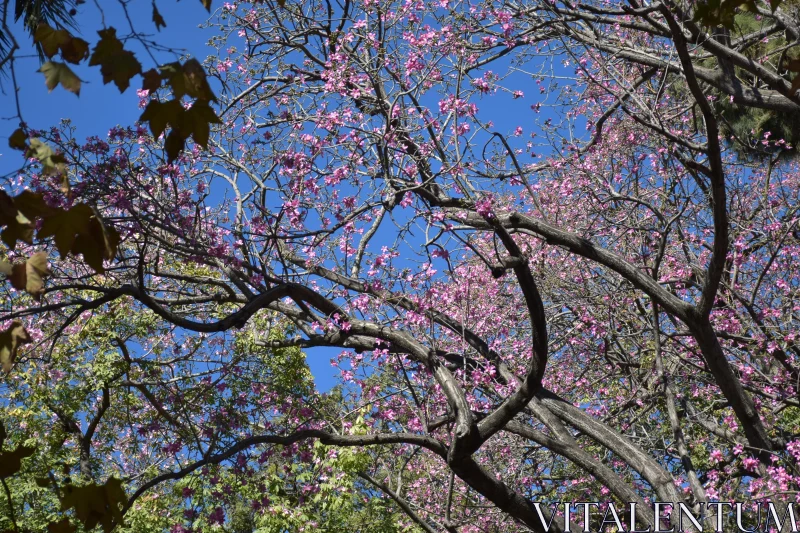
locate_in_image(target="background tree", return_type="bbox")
[2,0,800,531]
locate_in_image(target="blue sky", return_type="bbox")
[0,1,345,392]
[1,1,581,394]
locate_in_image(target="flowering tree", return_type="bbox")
[2,0,800,531]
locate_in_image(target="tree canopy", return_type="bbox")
[2,0,800,532]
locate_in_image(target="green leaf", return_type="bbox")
[0,443,35,478]
[39,61,81,95]
[152,2,167,30]
[89,27,142,92]
[59,478,127,533]
[8,128,27,150]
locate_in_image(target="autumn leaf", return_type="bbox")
[14,191,57,220]
[139,98,184,139]
[199,0,212,11]
[38,203,94,258]
[182,58,216,101]
[141,68,162,92]
[71,216,121,274]
[0,321,32,373]
[0,190,34,249]
[60,37,90,64]
[8,128,27,150]
[159,59,217,102]
[6,251,51,299]
[59,478,127,533]
[187,99,222,148]
[0,443,35,478]
[47,519,77,533]
[153,2,167,30]
[34,23,72,58]
[89,28,143,92]
[39,61,82,95]
[26,139,69,192]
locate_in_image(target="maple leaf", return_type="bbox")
[33,23,72,58]
[39,61,81,95]
[59,478,127,533]
[0,190,34,249]
[38,203,94,258]
[6,251,50,299]
[0,321,32,373]
[8,128,28,150]
[47,519,77,533]
[89,28,143,92]
[141,68,162,92]
[0,443,35,478]
[153,3,167,30]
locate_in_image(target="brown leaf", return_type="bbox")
[89,28,142,93]
[8,128,27,151]
[153,2,167,30]
[0,321,31,373]
[0,444,35,478]
[39,61,82,95]
[34,23,72,58]
[47,519,77,533]
[38,203,94,258]
[182,58,216,101]
[59,478,127,533]
[8,252,50,298]
[0,191,34,249]
[141,69,162,93]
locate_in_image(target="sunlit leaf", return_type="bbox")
[39,61,81,95]
[26,138,68,183]
[59,478,127,533]
[199,0,212,11]
[7,251,50,299]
